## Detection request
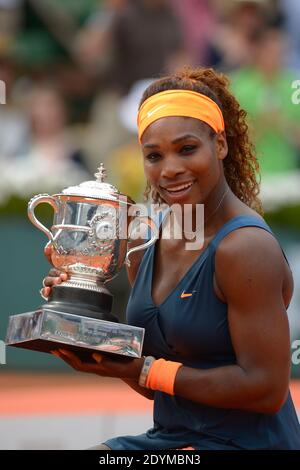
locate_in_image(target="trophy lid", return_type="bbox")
[60,163,131,203]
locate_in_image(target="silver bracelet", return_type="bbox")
[138,356,156,388]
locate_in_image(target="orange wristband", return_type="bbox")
[145,358,183,395]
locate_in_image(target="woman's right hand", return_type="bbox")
[41,245,68,299]
[41,268,68,299]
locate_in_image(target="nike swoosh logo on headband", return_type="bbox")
[147,104,167,118]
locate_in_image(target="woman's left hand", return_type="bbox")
[51,349,144,381]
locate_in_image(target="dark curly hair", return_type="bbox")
[140,66,263,215]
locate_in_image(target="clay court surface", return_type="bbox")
[0,373,299,416]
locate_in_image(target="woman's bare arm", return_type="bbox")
[122,378,154,400]
[173,228,291,414]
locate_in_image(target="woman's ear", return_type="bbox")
[215,131,228,161]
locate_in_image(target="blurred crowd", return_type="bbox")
[0,0,300,205]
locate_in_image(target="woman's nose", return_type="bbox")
[160,159,185,179]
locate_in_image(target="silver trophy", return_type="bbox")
[6,164,158,359]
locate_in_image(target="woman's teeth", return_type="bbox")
[164,182,194,193]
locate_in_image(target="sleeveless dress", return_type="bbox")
[104,215,300,450]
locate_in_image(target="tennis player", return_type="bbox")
[44,67,300,450]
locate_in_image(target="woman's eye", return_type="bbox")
[180,145,196,154]
[145,153,161,162]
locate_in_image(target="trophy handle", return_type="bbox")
[125,216,159,267]
[27,193,59,242]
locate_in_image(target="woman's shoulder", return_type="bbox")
[216,221,282,263]
[214,208,282,265]
[213,214,293,304]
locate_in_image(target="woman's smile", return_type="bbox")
[159,180,196,202]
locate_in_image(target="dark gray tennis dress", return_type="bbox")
[104,215,300,450]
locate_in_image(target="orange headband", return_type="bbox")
[137,89,225,141]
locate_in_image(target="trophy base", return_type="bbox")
[47,284,116,322]
[6,308,145,359]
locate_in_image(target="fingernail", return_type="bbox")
[58,348,66,354]
[92,353,103,363]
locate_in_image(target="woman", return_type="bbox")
[43,67,300,450]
